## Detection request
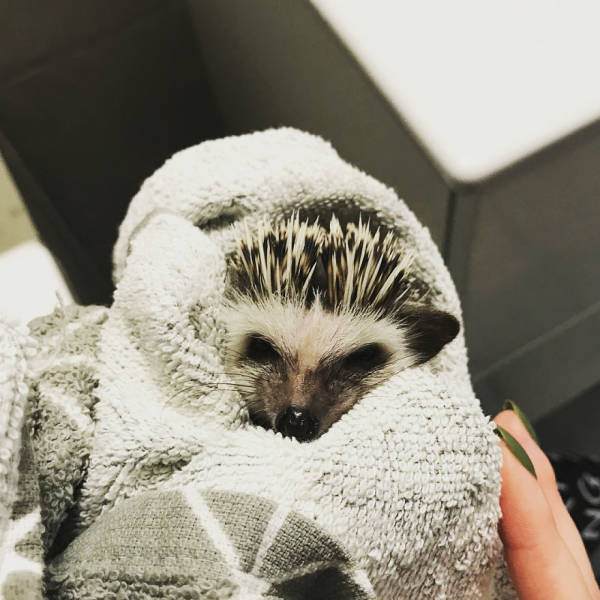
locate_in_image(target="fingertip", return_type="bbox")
[494,409,529,439]
[502,400,539,443]
[495,410,558,491]
[498,441,550,551]
[496,424,537,479]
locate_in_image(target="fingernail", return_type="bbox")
[502,400,538,444]
[495,424,537,479]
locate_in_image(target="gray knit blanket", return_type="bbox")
[0,129,516,599]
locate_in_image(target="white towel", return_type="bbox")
[0,128,515,599]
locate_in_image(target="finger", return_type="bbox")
[497,435,593,599]
[496,410,600,599]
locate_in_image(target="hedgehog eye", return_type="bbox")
[245,334,280,363]
[342,343,387,372]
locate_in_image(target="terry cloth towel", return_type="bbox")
[0,128,516,599]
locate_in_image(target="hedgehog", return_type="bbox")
[222,213,459,442]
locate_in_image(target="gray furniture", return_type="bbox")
[0,0,224,305]
[2,0,599,428]
[187,0,600,423]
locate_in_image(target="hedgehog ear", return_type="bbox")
[398,306,460,365]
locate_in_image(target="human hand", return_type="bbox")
[495,405,600,600]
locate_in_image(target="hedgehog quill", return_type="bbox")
[223,214,459,442]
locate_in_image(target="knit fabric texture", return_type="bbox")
[0,128,516,599]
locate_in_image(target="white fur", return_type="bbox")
[222,296,417,373]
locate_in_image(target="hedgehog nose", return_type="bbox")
[275,407,318,442]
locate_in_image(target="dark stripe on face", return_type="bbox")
[317,343,390,385]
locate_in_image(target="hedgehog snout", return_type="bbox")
[275,407,319,442]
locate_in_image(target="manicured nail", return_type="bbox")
[495,424,537,479]
[502,400,538,444]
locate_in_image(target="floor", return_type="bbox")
[0,157,36,252]
[0,157,72,323]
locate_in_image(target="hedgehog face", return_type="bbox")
[224,297,416,440]
[222,214,460,442]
